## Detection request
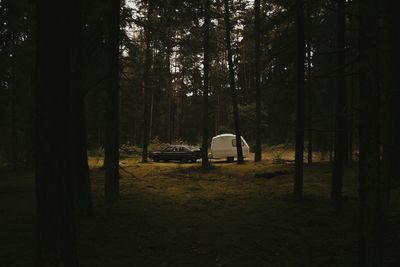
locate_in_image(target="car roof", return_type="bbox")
[166,145,197,150]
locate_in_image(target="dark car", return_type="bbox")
[150,145,202,163]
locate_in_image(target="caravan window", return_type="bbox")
[232,139,244,147]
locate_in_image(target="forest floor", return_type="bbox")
[1,151,400,266]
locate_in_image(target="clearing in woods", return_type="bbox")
[1,151,399,266]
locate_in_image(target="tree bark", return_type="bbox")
[223,0,244,164]
[202,0,211,169]
[331,0,346,207]
[294,0,305,201]
[254,0,262,162]
[104,0,120,204]
[35,0,80,265]
[358,0,384,265]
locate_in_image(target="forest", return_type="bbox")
[0,0,399,266]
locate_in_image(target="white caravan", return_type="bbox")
[210,133,250,161]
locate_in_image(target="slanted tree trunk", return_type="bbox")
[104,0,120,204]
[254,0,262,162]
[201,0,211,169]
[331,0,346,207]
[35,0,80,265]
[142,0,153,162]
[358,0,384,265]
[294,0,305,201]
[223,0,244,164]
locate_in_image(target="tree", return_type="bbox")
[254,0,262,162]
[331,0,346,206]
[202,0,211,169]
[294,0,305,201]
[358,0,383,265]
[141,0,153,163]
[35,0,80,265]
[306,0,313,165]
[72,3,93,216]
[223,0,244,164]
[104,0,121,204]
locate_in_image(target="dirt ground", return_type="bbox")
[1,153,399,266]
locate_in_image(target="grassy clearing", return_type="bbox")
[1,153,399,266]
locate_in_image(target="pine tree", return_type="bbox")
[294,0,305,201]
[223,0,244,164]
[202,0,211,169]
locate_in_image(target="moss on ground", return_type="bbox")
[1,154,399,266]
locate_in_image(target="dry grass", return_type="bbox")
[1,151,399,266]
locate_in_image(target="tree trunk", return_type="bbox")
[202,0,211,169]
[348,19,354,163]
[382,0,400,190]
[358,0,384,265]
[35,0,80,265]
[223,0,244,164]
[10,61,17,171]
[71,4,93,217]
[104,0,120,204]
[294,0,305,201]
[306,2,313,165]
[166,46,173,144]
[381,0,398,262]
[331,0,346,206]
[142,0,153,162]
[72,93,93,216]
[149,86,154,141]
[254,0,262,162]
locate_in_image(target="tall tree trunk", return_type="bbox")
[384,0,400,189]
[306,2,313,165]
[381,0,397,262]
[348,15,354,163]
[331,0,346,206]
[10,61,17,171]
[149,86,154,141]
[71,5,93,217]
[35,0,80,265]
[179,74,185,139]
[294,0,305,201]
[358,0,383,265]
[142,0,153,162]
[166,44,172,144]
[72,91,93,216]
[104,0,120,204]
[306,46,312,165]
[254,0,262,162]
[223,0,244,164]
[202,0,211,169]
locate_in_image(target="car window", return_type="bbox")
[232,139,244,147]
[164,147,173,152]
